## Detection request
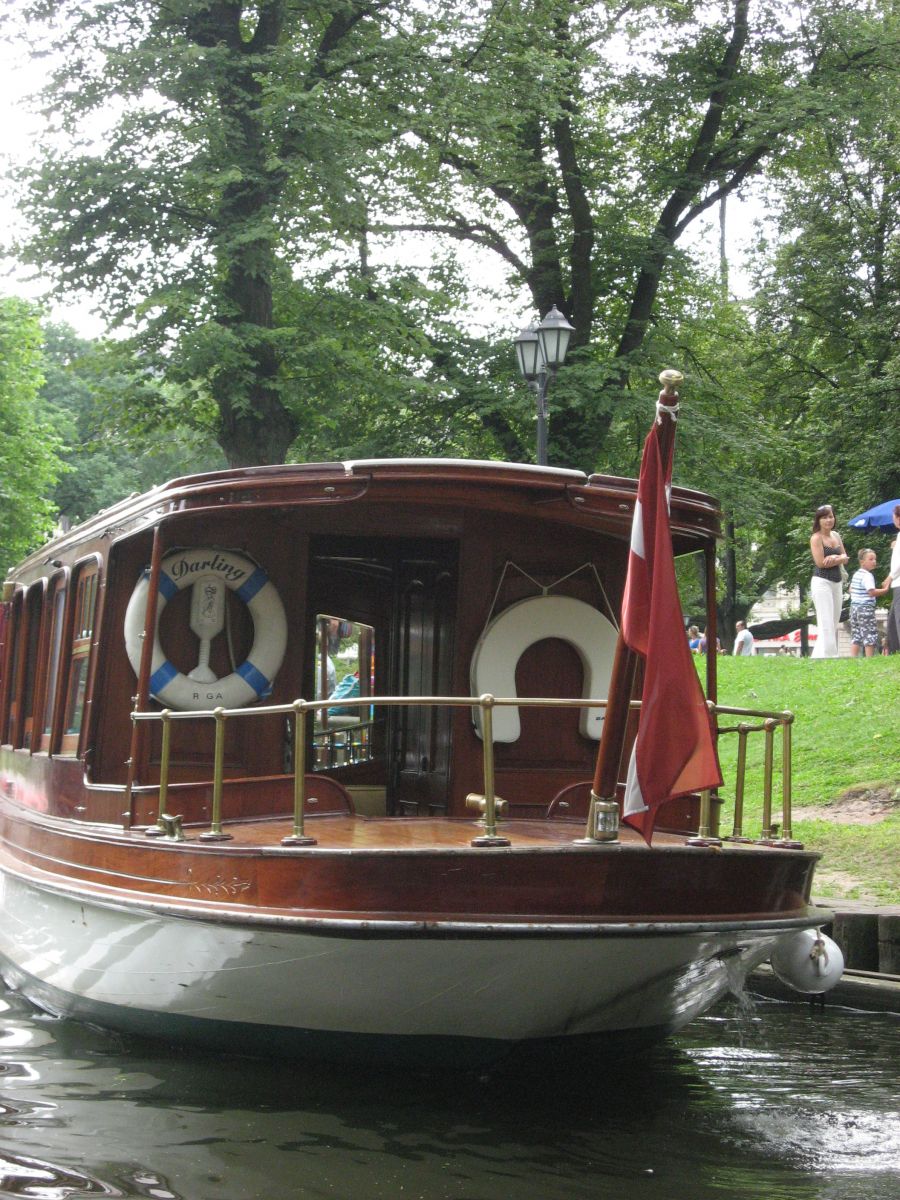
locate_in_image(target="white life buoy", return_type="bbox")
[470,595,616,742]
[124,548,287,710]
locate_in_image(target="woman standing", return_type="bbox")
[887,504,900,653]
[810,504,849,658]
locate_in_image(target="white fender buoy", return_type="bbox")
[770,928,844,995]
[124,548,287,711]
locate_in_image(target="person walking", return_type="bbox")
[809,504,849,658]
[887,505,900,654]
[849,548,892,658]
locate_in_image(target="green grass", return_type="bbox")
[708,657,900,903]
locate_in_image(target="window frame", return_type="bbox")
[37,570,71,754]
[0,589,24,746]
[18,580,48,751]
[59,558,102,758]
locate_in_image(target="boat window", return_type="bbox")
[39,577,68,752]
[19,583,45,750]
[0,593,23,746]
[60,564,100,756]
[312,614,377,771]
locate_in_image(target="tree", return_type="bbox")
[12,0,403,466]
[368,1,898,467]
[0,298,64,573]
[747,0,900,594]
[11,1,897,474]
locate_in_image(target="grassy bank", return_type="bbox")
[708,657,899,904]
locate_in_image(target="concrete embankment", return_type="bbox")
[750,899,900,1013]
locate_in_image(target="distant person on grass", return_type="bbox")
[887,505,900,654]
[809,504,849,658]
[732,620,755,656]
[849,548,892,658]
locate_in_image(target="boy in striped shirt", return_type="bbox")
[849,548,892,657]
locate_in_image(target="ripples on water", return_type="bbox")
[0,981,897,1200]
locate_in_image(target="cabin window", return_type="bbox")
[60,565,100,755]
[39,577,68,752]
[312,614,377,771]
[1,593,23,746]
[19,584,46,749]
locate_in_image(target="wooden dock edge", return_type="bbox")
[812,899,900,975]
[747,898,900,1014]
[749,963,900,1014]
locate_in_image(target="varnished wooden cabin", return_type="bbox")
[0,460,720,834]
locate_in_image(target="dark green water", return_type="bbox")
[0,981,897,1200]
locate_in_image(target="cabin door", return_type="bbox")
[392,556,456,815]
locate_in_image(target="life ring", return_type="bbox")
[470,595,616,742]
[124,549,288,710]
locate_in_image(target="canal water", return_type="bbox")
[0,981,897,1200]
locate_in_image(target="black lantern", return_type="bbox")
[536,305,575,368]
[514,326,542,381]
[514,306,575,466]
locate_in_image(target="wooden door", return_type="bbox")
[392,553,456,815]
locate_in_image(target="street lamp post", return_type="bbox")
[514,306,575,466]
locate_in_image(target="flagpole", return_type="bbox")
[581,370,682,843]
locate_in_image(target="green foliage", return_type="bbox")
[10,0,897,477]
[38,323,226,524]
[744,1,900,593]
[0,299,64,574]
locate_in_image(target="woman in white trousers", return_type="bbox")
[810,505,848,658]
[887,505,900,654]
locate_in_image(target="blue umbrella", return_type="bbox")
[847,499,900,529]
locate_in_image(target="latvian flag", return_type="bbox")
[621,408,722,841]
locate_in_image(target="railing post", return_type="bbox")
[777,712,803,848]
[698,789,712,838]
[781,713,793,838]
[760,717,777,840]
[469,696,510,847]
[145,708,172,838]
[726,722,753,842]
[283,699,317,846]
[686,784,723,847]
[200,707,233,842]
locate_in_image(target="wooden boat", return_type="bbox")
[0,428,836,1063]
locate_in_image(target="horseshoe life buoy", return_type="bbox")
[470,595,616,742]
[124,549,288,710]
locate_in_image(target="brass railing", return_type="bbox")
[130,696,798,848]
[712,703,798,844]
[313,715,376,769]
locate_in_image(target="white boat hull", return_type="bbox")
[0,870,815,1061]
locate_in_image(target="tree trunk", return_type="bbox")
[722,517,738,648]
[190,0,299,467]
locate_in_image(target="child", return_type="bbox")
[849,548,893,657]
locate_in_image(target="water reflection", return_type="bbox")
[0,981,897,1200]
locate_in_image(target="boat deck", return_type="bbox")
[137,813,761,852]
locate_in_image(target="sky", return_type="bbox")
[0,36,110,338]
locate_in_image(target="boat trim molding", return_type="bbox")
[0,856,827,938]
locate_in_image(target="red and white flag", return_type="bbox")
[621,405,722,841]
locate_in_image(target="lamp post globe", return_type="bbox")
[514,306,575,467]
[514,326,541,382]
[536,305,575,368]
